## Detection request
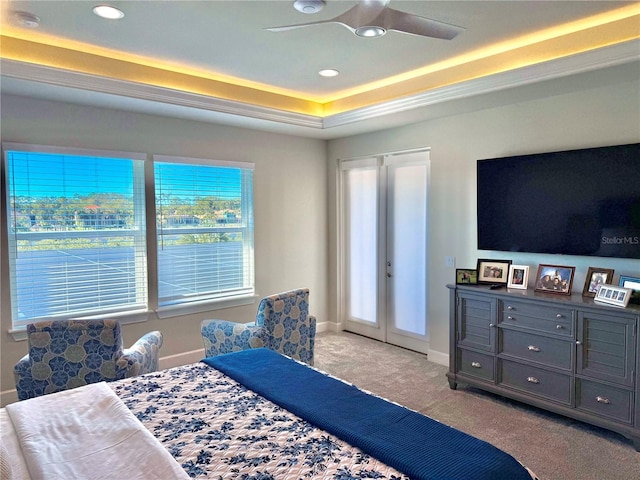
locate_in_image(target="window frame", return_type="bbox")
[152,154,255,315]
[2,143,256,337]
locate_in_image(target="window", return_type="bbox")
[3,144,255,330]
[154,155,254,308]
[4,144,147,328]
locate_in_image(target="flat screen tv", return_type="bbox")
[477,143,640,259]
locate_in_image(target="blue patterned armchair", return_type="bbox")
[14,319,163,400]
[201,288,317,365]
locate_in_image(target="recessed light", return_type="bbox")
[319,69,339,78]
[354,26,386,38]
[11,11,40,28]
[93,5,125,20]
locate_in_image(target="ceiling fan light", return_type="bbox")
[354,26,386,38]
[93,5,125,20]
[293,0,325,14]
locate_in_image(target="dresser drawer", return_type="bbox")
[500,300,573,337]
[576,379,633,424]
[457,349,495,382]
[499,359,572,405]
[500,329,572,370]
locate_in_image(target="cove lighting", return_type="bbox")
[93,5,125,20]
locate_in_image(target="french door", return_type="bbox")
[339,149,430,354]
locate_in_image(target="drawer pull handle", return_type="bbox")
[507,305,514,310]
[527,376,539,384]
[507,316,514,320]
[471,361,482,368]
[556,324,563,330]
[489,323,496,328]
[527,345,540,352]
[596,396,611,405]
[576,341,582,346]
[556,313,563,319]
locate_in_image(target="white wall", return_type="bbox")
[0,94,329,404]
[327,65,640,364]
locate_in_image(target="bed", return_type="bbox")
[1,348,538,479]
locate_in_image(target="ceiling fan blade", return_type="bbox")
[265,20,339,33]
[383,8,464,40]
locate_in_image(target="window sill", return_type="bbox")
[156,294,259,319]
[8,296,258,341]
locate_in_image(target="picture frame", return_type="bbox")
[594,284,632,308]
[618,275,640,305]
[534,264,575,295]
[456,269,477,285]
[582,267,615,298]
[507,265,529,289]
[476,259,512,285]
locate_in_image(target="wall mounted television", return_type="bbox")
[477,143,640,259]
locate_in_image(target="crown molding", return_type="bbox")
[0,59,324,130]
[2,39,638,132]
[324,39,640,129]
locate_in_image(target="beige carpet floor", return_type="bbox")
[314,331,640,480]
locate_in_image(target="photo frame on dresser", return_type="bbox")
[456,269,477,285]
[507,265,529,289]
[594,284,632,308]
[618,275,640,304]
[582,267,614,297]
[534,264,575,295]
[476,259,511,285]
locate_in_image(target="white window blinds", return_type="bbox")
[4,144,148,327]
[153,155,255,307]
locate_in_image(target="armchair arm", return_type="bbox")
[120,331,164,377]
[201,320,267,358]
[13,354,36,401]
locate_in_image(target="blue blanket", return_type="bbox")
[203,349,532,480]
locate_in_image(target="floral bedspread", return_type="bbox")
[110,363,409,479]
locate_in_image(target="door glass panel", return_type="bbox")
[340,150,430,350]
[347,168,378,324]
[389,163,427,335]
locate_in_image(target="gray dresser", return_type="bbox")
[446,284,640,451]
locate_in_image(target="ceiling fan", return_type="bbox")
[266,0,464,40]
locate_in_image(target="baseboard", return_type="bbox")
[321,323,448,366]
[316,321,339,333]
[427,349,449,367]
[0,388,19,407]
[158,349,206,370]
